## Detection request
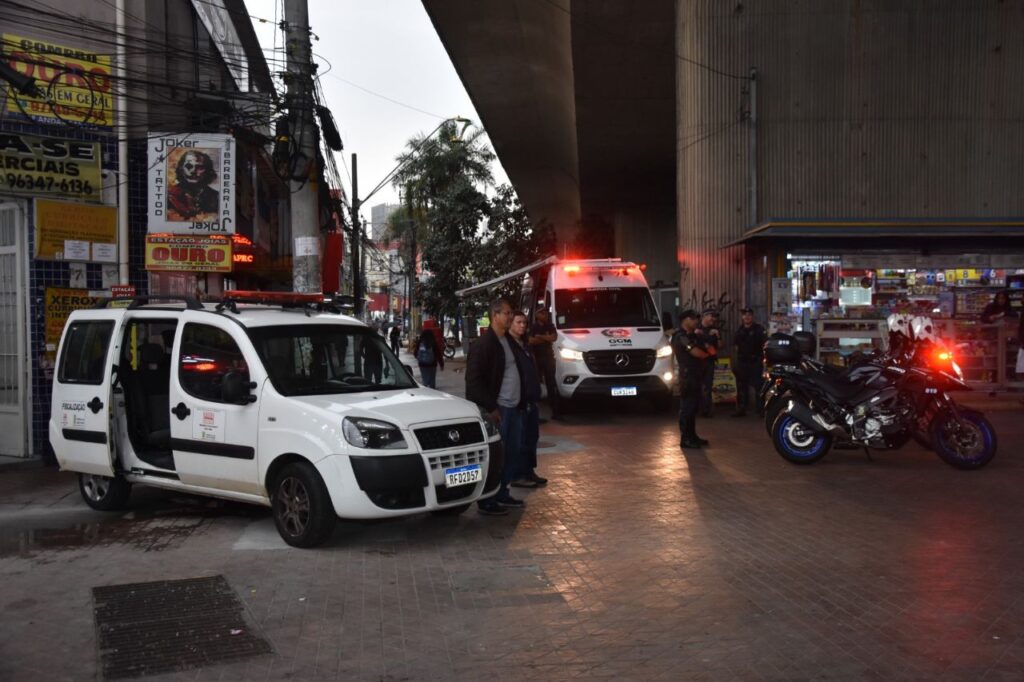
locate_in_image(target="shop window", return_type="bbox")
[58,321,114,385]
[178,323,248,403]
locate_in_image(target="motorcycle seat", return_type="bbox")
[804,371,864,401]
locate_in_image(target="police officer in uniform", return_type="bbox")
[731,306,767,417]
[672,309,711,449]
[696,309,720,417]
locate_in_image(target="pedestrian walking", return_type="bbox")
[528,308,561,420]
[509,311,548,488]
[672,309,711,449]
[465,298,526,515]
[415,328,444,388]
[389,324,401,356]
[732,307,767,417]
[696,309,720,417]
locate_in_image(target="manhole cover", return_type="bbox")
[93,575,271,679]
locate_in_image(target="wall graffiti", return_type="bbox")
[682,289,733,315]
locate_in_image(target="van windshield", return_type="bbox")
[554,287,660,328]
[248,325,416,396]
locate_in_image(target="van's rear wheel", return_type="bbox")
[272,462,337,548]
[79,473,132,511]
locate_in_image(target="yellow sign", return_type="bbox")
[145,235,232,272]
[34,199,116,260]
[0,132,102,201]
[712,358,738,404]
[3,34,113,127]
[45,287,104,359]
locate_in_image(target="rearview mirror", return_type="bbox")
[222,371,256,404]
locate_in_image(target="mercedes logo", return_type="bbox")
[448,429,461,444]
[614,353,630,367]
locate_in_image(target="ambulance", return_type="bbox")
[458,257,675,409]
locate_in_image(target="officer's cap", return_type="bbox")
[701,308,718,317]
[680,309,700,320]
[740,306,753,314]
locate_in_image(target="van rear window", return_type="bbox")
[58,321,114,384]
[554,287,660,328]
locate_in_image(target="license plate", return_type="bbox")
[611,386,638,396]
[444,464,482,488]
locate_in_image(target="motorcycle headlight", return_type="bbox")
[479,406,499,438]
[656,344,673,358]
[342,417,408,449]
[559,347,584,361]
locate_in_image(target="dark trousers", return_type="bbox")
[519,402,540,477]
[389,338,400,355]
[534,353,559,415]
[679,377,702,440]
[733,358,762,413]
[496,405,524,496]
[700,359,715,415]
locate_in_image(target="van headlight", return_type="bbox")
[343,417,408,449]
[656,344,673,358]
[559,347,584,361]
[479,407,499,438]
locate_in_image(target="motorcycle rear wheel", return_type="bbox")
[771,412,832,465]
[930,408,997,470]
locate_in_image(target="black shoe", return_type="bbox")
[696,437,710,446]
[702,412,713,418]
[731,410,746,418]
[680,439,702,449]
[495,494,525,508]
[511,478,540,489]
[538,417,549,425]
[528,472,548,486]
[477,501,509,516]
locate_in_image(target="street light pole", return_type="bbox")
[351,153,361,317]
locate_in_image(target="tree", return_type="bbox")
[389,121,495,328]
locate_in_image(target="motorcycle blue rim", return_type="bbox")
[780,416,826,458]
[940,413,993,463]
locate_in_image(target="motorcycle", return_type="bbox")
[765,316,997,470]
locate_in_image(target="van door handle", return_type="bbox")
[171,402,191,420]
[87,397,103,414]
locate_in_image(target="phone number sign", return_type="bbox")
[0,132,101,202]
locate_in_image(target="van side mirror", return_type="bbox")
[222,371,256,404]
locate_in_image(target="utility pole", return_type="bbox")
[285,0,321,293]
[350,153,362,317]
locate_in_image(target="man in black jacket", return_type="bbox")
[465,298,526,515]
[732,307,767,417]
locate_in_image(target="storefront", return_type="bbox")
[736,221,1024,388]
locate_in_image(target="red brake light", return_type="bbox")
[223,290,324,305]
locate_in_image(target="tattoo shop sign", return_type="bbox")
[148,133,235,235]
[0,132,101,202]
[2,34,114,127]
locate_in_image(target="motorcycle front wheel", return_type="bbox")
[930,407,997,470]
[771,412,832,465]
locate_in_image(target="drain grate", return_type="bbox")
[93,575,271,679]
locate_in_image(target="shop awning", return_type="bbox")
[722,219,1024,248]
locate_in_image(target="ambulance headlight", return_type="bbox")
[656,344,673,358]
[559,348,584,361]
[343,417,408,450]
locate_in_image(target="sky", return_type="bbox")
[247,0,509,215]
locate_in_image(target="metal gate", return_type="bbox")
[0,203,28,457]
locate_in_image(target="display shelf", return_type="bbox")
[815,319,888,365]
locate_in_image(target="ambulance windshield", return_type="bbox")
[554,287,660,329]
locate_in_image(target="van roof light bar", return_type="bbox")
[93,296,202,310]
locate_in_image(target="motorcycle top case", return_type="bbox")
[792,331,817,357]
[764,334,802,365]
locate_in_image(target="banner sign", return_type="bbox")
[2,34,113,127]
[44,287,104,357]
[0,133,101,201]
[189,1,249,91]
[145,235,232,272]
[148,133,235,234]
[34,199,116,260]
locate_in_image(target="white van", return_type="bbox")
[49,292,501,547]
[459,257,675,409]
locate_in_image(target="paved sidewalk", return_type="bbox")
[1,362,1023,680]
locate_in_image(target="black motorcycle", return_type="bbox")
[765,332,997,470]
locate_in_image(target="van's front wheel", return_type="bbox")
[79,473,132,511]
[272,462,337,548]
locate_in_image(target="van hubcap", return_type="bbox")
[81,474,110,501]
[276,477,311,537]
